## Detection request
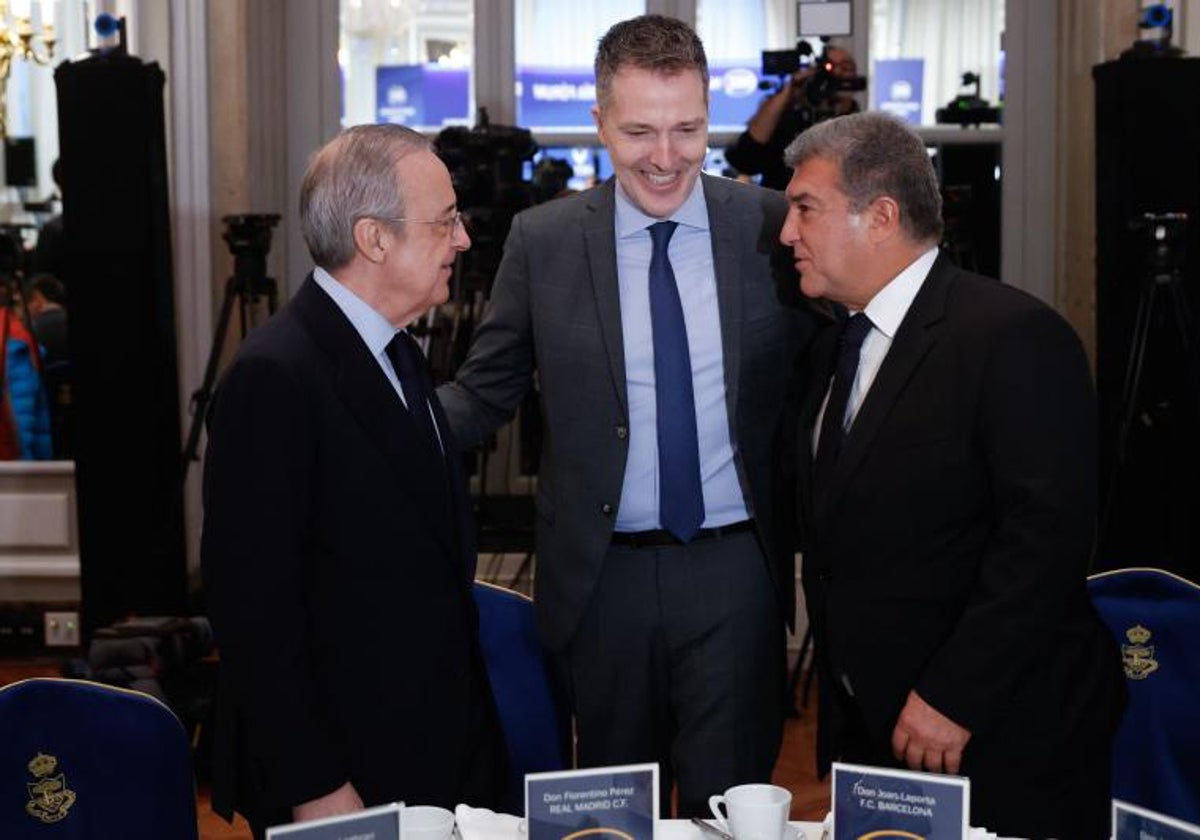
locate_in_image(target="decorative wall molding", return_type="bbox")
[0,464,80,600]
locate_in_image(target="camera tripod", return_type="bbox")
[180,214,282,475]
[1099,211,1199,549]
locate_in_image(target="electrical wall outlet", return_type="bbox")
[44,611,80,647]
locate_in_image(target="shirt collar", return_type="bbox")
[312,265,402,357]
[861,247,940,339]
[614,174,709,240]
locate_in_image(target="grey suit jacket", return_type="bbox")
[438,174,817,650]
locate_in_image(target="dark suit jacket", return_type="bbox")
[201,277,498,825]
[439,175,817,650]
[798,253,1124,779]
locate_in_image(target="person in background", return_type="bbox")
[438,14,818,816]
[781,111,1124,838]
[0,298,51,460]
[726,45,860,190]
[202,123,507,838]
[23,274,70,457]
[32,159,65,281]
[25,274,68,363]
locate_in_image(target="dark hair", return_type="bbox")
[299,124,432,270]
[594,14,708,109]
[783,112,944,243]
[28,273,66,305]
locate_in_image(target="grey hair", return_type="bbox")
[783,112,943,243]
[299,123,433,270]
[594,14,708,110]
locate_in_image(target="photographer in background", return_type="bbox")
[726,44,861,190]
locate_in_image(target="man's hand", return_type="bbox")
[292,781,364,824]
[890,690,971,774]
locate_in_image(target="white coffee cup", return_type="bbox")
[708,783,792,840]
[403,805,456,840]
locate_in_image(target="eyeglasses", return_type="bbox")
[378,211,465,236]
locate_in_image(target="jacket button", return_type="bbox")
[615,425,628,440]
[601,503,613,516]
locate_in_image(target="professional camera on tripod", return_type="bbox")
[425,110,539,382]
[437,112,538,292]
[434,111,552,562]
[1099,211,1199,559]
[181,213,281,473]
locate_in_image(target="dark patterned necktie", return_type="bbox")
[385,329,441,453]
[813,312,872,482]
[649,220,704,542]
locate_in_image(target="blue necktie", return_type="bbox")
[649,221,704,542]
[386,329,442,454]
[814,312,872,482]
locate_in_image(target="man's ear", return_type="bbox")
[352,217,389,264]
[866,195,902,244]
[591,103,606,145]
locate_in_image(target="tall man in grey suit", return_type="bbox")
[438,15,816,815]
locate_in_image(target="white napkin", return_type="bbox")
[454,804,526,840]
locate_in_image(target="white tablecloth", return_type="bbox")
[454,806,824,840]
[658,819,824,840]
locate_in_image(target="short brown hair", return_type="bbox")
[594,14,708,109]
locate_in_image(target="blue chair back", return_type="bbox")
[1088,567,1200,823]
[0,677,199,839]
[473,581,571,814]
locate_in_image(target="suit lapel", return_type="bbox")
[291,278,459,555]
[703,175,746,421]
[428,394,479,581]
[583,181,630,417]
[816,255,953,520]
[799,316,840,526]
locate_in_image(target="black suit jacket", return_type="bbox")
[201,277,498,824]
[439,175,818,650]
[798,254,1123,778]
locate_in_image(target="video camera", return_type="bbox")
[759,40,866,105]
[436,111,538,212]
[1130,212,1189,276]
[935,72,1001,127]
[427,110,539,382]
[221,213,281,297]
[436,110,537,286]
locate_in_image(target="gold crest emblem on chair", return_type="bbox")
[24,752,76,824]
[1121,624,1159,680]
[1,678,198,837]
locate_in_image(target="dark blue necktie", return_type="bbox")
[386,329,441,453]
[814,312,872,482]
[649,221,704,542]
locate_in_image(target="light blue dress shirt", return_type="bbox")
[613,178,749,532]
[313,267,411,405]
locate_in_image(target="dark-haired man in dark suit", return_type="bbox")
[781,112,1124,838]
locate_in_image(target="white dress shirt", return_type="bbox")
[813,247,940,452]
